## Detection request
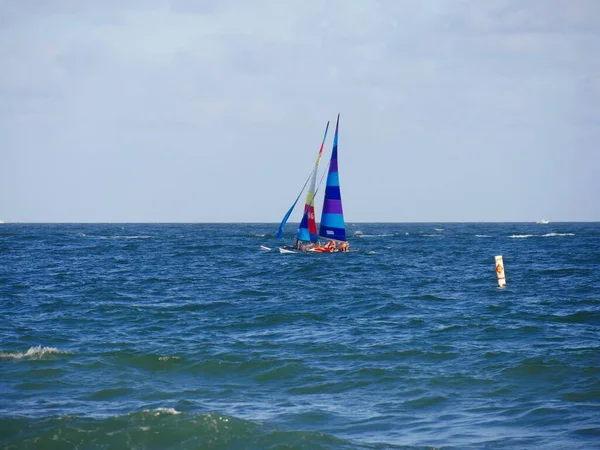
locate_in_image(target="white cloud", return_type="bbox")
[0,0,598,221]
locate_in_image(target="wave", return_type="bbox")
[98,235,152,239]
[475,234,489,238]
[554,310,600,325]
[158,356,181,361]
[143,407,181,415]
[0,346,71,360]
[0,410,387,450]
[509,233,575,239]
[404,394,447,408]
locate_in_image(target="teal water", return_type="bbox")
[1,223,599,449]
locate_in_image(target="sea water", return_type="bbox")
[1,223,599,449]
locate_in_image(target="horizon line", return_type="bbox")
[1,221,598,225]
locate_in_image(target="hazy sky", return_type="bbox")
[1,0,599,222]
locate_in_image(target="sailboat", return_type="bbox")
[276,114,350,253]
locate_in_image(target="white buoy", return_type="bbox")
[495,255,506,288]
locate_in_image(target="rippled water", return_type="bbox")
[1,223,599,449]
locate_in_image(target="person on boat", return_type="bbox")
[325,240,337,252]
[339,241,349,252]
[294,238,302,250]
[312,241,325,252]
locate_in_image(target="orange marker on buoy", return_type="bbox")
[495,255,506,288]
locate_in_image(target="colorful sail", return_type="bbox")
[277,121,330,240]
[297,121,329,243]
[276,181,307,240]
[319,114,346,242]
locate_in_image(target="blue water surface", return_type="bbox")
[1,223,599,449]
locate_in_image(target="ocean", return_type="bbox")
[1,223,599,449]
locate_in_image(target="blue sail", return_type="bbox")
[319,114,346,242]
[277,184,306,239]
[296,208,311,242]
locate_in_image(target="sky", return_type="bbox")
[1,0,599,222]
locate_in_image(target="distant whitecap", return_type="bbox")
[144,408,181,416]
[0,346,71,359]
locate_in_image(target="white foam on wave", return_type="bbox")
[144,408,181,416]
[158,356,181,361]
[509,233,575,239]
[98,235,152,240]
[421,234,442,237]
[357,234,393,238]
[0,346,71,359]
[475,234,489,238]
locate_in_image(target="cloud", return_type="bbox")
[0,0,598,221]
[448,0,600,33]
[168,0,221,15]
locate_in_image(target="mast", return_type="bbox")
[319,114,346,242]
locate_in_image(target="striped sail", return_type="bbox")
[319,114,345,242]
[297,121,329,243]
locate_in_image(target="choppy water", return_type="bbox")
[1,223,599,449]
